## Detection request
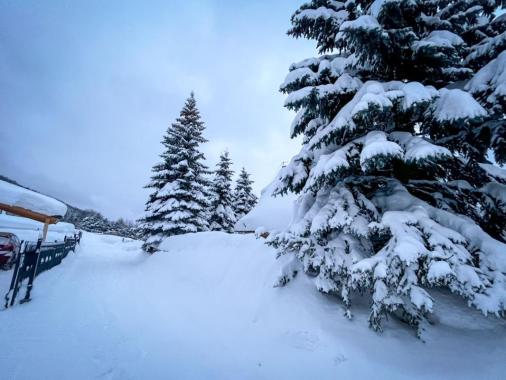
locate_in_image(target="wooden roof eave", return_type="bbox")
[0,203,61,224]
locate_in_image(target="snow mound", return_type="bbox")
[235,179,296,233]
[0,180,67,217]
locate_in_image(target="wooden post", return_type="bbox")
[42,220,49,242]
[19,239,43,304]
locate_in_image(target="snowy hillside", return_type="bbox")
[0,231,504,379]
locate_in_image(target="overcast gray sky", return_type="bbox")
[0,0,314,220]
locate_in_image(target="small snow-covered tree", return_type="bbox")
[209,151,236,232]
[104,218,140,239]
[80,213,109,234]
[233,167,258,220]
[200,171,215,226]
[269,0,506,336]
[79,215,94,232]
[142,93,209,250]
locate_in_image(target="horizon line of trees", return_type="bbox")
[64,206,142,239]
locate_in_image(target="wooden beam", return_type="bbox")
[0,203,59,224]
[42,221,50,241]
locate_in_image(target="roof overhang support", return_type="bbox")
[0,203,60,242]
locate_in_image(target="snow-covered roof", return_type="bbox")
[0,180,67,218]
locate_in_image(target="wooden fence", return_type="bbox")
[4,234,81,308]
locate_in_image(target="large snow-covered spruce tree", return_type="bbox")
[142,93,209,250]
[268,0,506,335]
[233,167,258,220]
[209,151,236,232]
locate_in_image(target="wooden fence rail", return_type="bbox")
[4,234,81,308]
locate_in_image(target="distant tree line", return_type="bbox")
[0,175,141,239]
[64,205,142,239]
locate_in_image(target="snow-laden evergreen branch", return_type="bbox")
[269,0,506,336]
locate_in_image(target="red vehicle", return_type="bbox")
[0,232,21,269]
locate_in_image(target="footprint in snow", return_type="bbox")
[333,354,348,365]
[281,330,319,351]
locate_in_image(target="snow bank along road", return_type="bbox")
[0,232,504,380]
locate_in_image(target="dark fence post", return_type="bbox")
[61,236,67,263]
[4,241,25,309]
[4,234,80,308]
[19,239,43,304]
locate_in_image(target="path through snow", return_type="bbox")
[0,232,504,379]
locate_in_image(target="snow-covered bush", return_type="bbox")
[80,213,109,234]
[268,0,506,336]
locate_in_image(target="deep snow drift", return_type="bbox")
[0,232,504,379]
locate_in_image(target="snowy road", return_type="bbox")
[0,232,505,380]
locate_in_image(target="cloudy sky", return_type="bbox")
[0,0,314,220]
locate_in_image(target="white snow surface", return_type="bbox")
[466,50,506,104]
[309,80,437,149]
[340,15,380,31]
[235,179,296,233]
[0,180,67,217]
[293,7,348,23]
[390,131,451,161]
[465,31,506,65]
[413,30,464,51]
[281,67,318,89]
[360,131,403,168]
[369,0,401,18]
[432,88,487,121]
[479,163,506,181]
[0,213,76,242]
[0,231,505,379]
[482,182,506,207]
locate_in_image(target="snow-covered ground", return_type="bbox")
[0,231,504,380]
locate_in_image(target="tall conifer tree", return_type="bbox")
[233,167,257,220]
[142,93,209,251]
[269,0,506,335]
[209,151,236,232]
